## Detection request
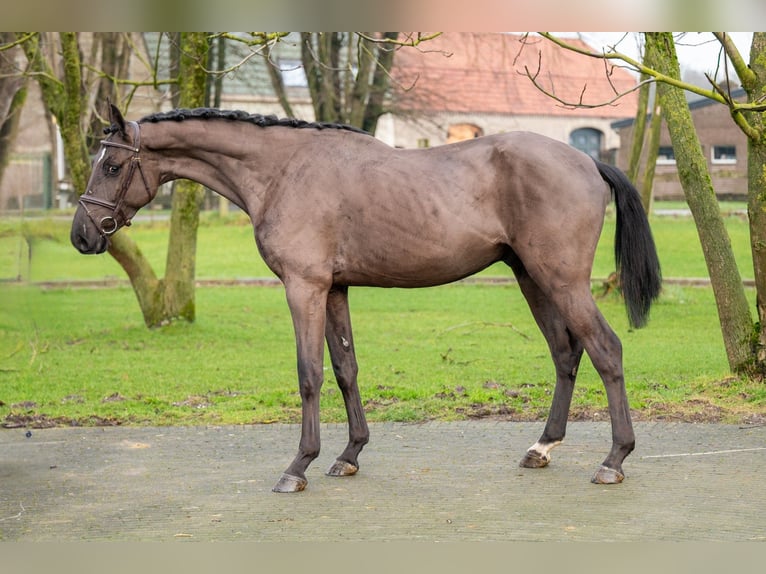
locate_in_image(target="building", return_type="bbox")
[385,32,639,158]
[611,88,749,200]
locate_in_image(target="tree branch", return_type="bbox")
[81,63,178,90]
[0,32,36,52]
[355,32,442,48]
[713,32,756,89]
[523,50,655,110]
[537,32,766,114]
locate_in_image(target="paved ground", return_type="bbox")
[1,421,764,541]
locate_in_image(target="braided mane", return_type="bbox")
[135,107,370,136]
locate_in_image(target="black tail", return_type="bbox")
[595,160,662,329]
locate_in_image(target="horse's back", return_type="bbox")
[257,129,610,288]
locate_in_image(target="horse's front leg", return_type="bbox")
[511,266,583,470]
[272,279,329,493]
[324,286,369,478]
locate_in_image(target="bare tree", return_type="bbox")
[614,39,662,214]
[645,32,752,372]
[0,33,28,187]
[263,32,409,133]
[14,32,211,327]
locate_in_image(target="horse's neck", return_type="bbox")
[145,120,277,211]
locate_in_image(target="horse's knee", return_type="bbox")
[300,443,321,460]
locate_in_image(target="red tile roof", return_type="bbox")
[391,33,638,119]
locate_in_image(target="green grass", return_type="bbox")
[0,206,764,427]
[1,281,763,427]
[0,212,267,282]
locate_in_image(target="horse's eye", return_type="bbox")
[105,163,120,176]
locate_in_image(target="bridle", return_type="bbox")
[79,120,153,236]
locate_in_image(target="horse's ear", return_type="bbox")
[108,102,127,135]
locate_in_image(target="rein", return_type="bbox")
[79,121,153,236]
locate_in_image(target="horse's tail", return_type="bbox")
[594,159,662,329]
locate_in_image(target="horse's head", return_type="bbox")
[71,104,156,254]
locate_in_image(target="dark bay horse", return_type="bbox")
[72,105,661,493]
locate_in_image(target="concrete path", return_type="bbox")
[1,421,764,541]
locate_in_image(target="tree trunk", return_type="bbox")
[301,33,324,122]
[743,33,766,370]
[148,32,208,326]
[107,232,160,313]
[22,32,89,194]
[85,33,129,153]
[0,33,26,185]
[59,33,92,192]
[639,100,662,214]
[645,33,754,373]
[348,34,375,128]
[21,32,210,329]
[0,33,27,183]
[626,70,650,186]
[112,32,209,328]
[362,32,398,134]
[0,83,25,184]
[296,32,399,134]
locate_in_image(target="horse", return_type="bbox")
[71,104,661,493]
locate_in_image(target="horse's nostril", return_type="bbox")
[72,228,94,254]
[75,236,88,253]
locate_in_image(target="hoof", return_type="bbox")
[272,473,308,493]
[519,450,550,469]
[327,459,359,477]
[591,465,625,484]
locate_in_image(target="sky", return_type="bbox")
[576,32,754,75]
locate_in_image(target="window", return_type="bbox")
[569,128,603,160]
[447,123,484,143]
[656,146,676,165]
[712,145,737,165]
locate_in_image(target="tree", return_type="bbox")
[302,32,398,133]
[16,32,209,327]
[158,32,209,324]
[0,33,29,187]
[623,42,662,213]
[735,33,766,367]
[644,32,752,372]
[534,32,766,376]
[19,32,109,216]
[262,32,429,133]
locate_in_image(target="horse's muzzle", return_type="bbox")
[70,212,109,254]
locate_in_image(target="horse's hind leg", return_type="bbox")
[509,261,584,469]
[548,285,634,484]
[324,286,369,477]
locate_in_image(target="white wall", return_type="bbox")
[383,111,625,151]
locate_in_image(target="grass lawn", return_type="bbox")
[0,206,764,427]
[1,282,763,428]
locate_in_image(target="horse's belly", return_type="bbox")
[334,240,504,288]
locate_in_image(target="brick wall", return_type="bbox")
[614,94,749,200]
